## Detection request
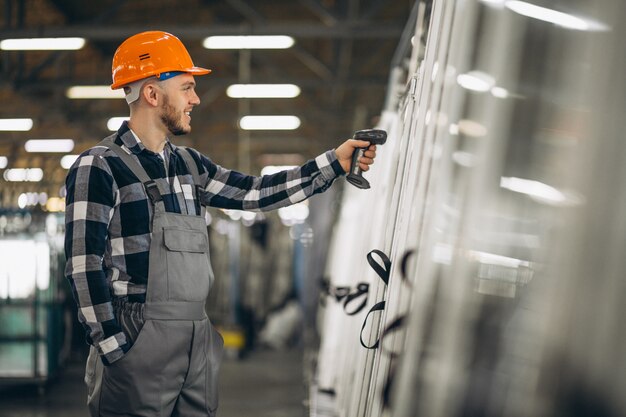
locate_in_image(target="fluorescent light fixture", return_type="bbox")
[0,156,7,169]
[66,86,125,99]
[0,118,33,131]
[452,151,476,167]
[457,71,495,92]
[261,165,297,176]
[239,115,301,130]
[449,123,460,135]
[3,168,44,182]
[479,0,505,7]
[0,37,85,51]
[501,176,566,203]
[278,202,309,225]
[491,86,510,98]
[46,197,66,213]
[203,35,295,49]
[223,209,242,221]
[17,192,47,208]
[227,84,301,98]
[505,1,609,31]
[431,62,439,82]
[61,155,79,169]
[17,193,28,209]
[469,250,529,268]
[107,117,129,131]
[25,139,74,153]
[458,119,488,137]
[432,243,453,265]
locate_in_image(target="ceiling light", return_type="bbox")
[458,119,488,137]
[452,151,476,167]
[468,250,529,268]
[479,0,506,7]
[0,118,33,131]
[46,197,66,213]
[449,124,460,135]
[0,156,7,169]
[107,117,129,131]
[260,165,298,176]
[239,116,301,130]
[25,139,74,153]
[278,202,309,225]
[3,168,44,182]
[66,86,125,99]
[501,176,565,203]
[491,86,510,98]
[505,1,593,31]
[203,35,295,49]
[0,37,85,51]
[431,62,439,82]
[61,155,79,169]
[227,84,301,98]
[457,71,495,92]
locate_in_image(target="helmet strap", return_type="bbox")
[124,72,184,104]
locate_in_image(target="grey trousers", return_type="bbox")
[85,304,223,417]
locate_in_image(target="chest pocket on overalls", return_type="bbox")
[163,226,211,302]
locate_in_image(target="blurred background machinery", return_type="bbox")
[0,210,70,392]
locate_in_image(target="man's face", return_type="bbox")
[158,73,200,136]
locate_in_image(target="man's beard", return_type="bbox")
[160,95,189,136]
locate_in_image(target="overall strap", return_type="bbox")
[97,137,164,209]
[177,146,207,217]
[177,146,202,184]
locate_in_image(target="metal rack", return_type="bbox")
[0,213,70,393]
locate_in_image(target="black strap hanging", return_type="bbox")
[360,249,416,351]
[343,283,370,316]
[360,249,393,349]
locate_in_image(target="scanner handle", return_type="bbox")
[346,129,387,189]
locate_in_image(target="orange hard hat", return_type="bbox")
[111,31,211,89]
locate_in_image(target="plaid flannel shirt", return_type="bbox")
[65,121,344,364]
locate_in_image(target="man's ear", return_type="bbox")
[142,82,161,107]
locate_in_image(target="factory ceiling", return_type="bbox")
[0,0,411,207]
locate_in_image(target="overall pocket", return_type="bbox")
[100,320,157,415]
[163,226,211,302]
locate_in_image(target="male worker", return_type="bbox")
[64,31,377,417]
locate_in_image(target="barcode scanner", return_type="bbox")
[346,129,387,189]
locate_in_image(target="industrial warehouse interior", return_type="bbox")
[1,0,626,416]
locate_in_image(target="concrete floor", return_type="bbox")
[0,348,307,417]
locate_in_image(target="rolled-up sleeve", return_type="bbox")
[64,152,129,365]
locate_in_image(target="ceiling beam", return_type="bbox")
[225,0,265,24]
[298,0,339,26]
[0,22,402,40]
[221,2,334,81]
[332,0,360,104]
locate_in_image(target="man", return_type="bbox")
[64,31,377,417]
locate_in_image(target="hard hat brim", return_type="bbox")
[111,66,211,90]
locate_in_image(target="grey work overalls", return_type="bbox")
[85,138,224,417]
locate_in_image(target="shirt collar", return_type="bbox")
[117,120,178,155]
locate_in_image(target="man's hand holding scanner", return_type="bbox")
[336,129,387,189]
[335,140,378,173]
